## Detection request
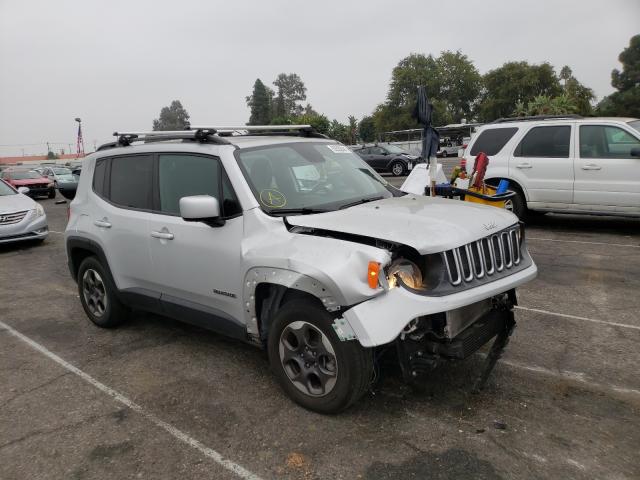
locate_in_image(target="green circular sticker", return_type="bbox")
[259,189,287,208]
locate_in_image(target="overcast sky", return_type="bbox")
[1,0,638,156]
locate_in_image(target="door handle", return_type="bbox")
[93,219,111,228]
[581,164,602,170]
[515,163,532,169]
[150,230,174,240]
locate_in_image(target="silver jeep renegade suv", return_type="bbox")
[65,125,537,413]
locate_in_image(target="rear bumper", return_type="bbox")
[342,263,537,347]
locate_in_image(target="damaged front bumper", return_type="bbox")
[341,263,537,348]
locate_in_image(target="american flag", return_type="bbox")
[76,122,85,157]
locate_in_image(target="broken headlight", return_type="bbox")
[387,258,423,289]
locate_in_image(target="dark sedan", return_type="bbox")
[353,144,418,176]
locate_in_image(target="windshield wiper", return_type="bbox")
[269,207,329,216]
[339,196,384,210]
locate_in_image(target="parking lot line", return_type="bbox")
[0,319,263,480]
[527,237,639,248]
[498,358,640,398]
[515,306,640,331]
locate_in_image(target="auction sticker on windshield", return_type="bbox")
[259,189,287,208]
[326,145,351,153]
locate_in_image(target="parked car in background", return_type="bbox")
[353,143,418,176]
[36,166,79,199]
[0,179,48,244]
[462,115,640,219]
[0,168,55,198]
[437,139,461,157]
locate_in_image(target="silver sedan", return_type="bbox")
[0,179,48,244]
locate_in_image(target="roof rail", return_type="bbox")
[96,125,325,152]
[491,114,582,124]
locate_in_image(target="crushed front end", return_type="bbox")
[340,223,537,389]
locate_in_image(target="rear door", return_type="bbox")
[90,154,156,293]
[510,124,574,206]
[574,124,640,213]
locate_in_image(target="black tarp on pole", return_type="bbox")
[412,86,439,164]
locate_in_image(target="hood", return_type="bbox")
[287,195,518,254]
[11,178,49,185]
[0,192,37,214]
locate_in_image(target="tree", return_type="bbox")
[246,79,273,125]
[347,115,358,145]
[327,120,350,144]
[273,73,307,118]
[597,35,640,117]
[372,51,480,134]
[478,62,561,121]
[358,116,376,142]
[47,150,58,160]
[295,112,330,134]
[152,100,190,131]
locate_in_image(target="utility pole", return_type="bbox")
[75,118,85,158]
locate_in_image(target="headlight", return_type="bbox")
[387,259,423,289]
[32,204,45,217]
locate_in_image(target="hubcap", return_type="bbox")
[82,269,107,317]
[392,163,403,175]
[278,321,338,397]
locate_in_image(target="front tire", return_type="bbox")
[268,299,373,414]
[442,151,448,157]
[77,256,128,328]
[48,187,56,199]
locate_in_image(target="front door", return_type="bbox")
[509,124,574,206]
[146,153,246,335]
[574,124,640,213]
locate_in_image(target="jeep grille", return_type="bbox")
[442,226,521,286]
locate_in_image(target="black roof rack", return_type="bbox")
[96,125,326,151]
[491,114,582,124]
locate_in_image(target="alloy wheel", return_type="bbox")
[82,268,108,317]
[278,321,338,397]
[392,163,404,176]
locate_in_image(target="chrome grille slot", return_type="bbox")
[510,229,521,264]
[481,237,494,275]
[443,250,462,286]
[492,235,504,271]
[0,210,28,225]
[502,231,513,268]
[471,241,485,278]
[441,226,523,287]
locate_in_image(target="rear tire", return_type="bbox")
[77,256,128,328]
[442,151,448,157]
[268,299,373,414]
[508,189,528,220]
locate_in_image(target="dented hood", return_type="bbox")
[287,195,518,254]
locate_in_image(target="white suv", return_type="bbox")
[65,126,537,413]
[462,116,640,219]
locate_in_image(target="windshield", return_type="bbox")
[628,120,640,134]
[0,180,16,196]
[237,142,399,214]
[8,171,42,180]
[53,167,72,175]
[383,144,408,154]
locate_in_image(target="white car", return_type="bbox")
[0,179,48,244]
[462,116,640,218]
[65,125,537,413]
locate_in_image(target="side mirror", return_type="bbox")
[17,186,30,195]
[179,195,224,227]
[630,147,640,157]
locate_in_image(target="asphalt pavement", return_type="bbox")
[1,195,638,480]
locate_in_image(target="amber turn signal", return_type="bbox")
[367,261,380,289]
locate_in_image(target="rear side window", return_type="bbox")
[92,159,107,196]
[515,126,571,158]
[109,155,154,209]
[580,125,640,159]
[469,127,518,156]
